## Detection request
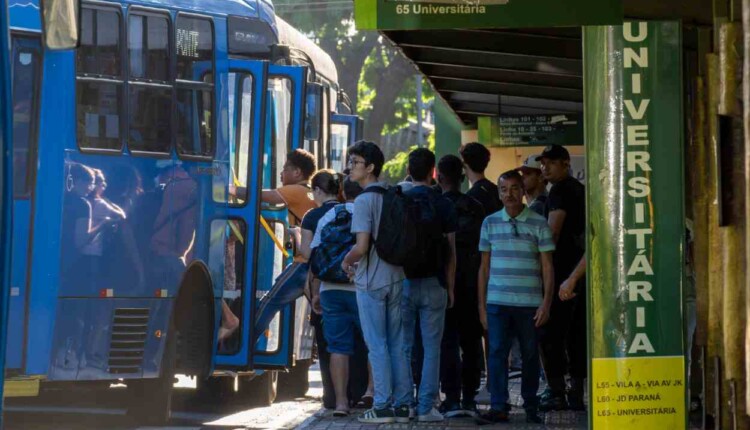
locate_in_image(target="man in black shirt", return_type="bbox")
[536,145,587,412]
[435,155,486,418]
[460,142,503,217]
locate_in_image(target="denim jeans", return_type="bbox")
[487,304,540,411]
[254,262,308,343]
[402,277,447,415]
[356,282,412,410]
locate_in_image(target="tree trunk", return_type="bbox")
[363,52,415,142]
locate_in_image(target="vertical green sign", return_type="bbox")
[585,22,686,429]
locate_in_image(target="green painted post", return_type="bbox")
[584,21,687,429]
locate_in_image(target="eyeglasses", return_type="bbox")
[347,158,365,167]
[509,218,519,237]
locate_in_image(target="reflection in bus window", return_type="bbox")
[209,219,246,355]
[330,123,349,173]
[11,37,41,198]
[268,77,292,189]
[225,73,254,205]
[175,16,214,157]
[128,86,172,153]
[128,14,170,82]
[76,6,123,151]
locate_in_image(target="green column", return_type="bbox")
[434,98,465,161]
[584,21,687,429]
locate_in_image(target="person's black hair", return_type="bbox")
[311,169,343,197]
[287,148,317,179]
[407,148,436,182]
[459,142,491,173]
[437,154,464,187]
[498,169,524,187]
[347,140,385,177]
[343,176,363,201]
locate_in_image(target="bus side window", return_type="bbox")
[224,73,253,205]
[127,11,172,154]
[76,6,123,151]
[12,37,41,199]
[175,15,214,158]
[267,77,292,189]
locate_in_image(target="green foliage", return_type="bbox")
[380,138,436,184]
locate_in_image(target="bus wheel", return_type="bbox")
[196,376,236,404]
[277,360,311,399]
[238,370,277,407]
[126,321,176,425]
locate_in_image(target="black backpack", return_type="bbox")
[309,205,355,283]
[362,186,419,267]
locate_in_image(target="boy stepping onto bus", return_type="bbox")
[477,170,555,425]
[341,141,412,424]
[251,149,317,342]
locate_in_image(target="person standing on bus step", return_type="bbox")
[309,176,372,416]
[535,144,587,412]
[251,149,318,343]
[516,155,548,217]
[341,141,411,424]
[477,170,555,425]
[435,155,485,419]
[298,169,345,409]
[460,142,503,217]
[401,148,457,423]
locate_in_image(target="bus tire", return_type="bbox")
[196,376,236,404]
[277,360,311,399]
[238,370,277,407]
[126,320,176,425]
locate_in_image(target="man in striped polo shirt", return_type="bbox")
[477,170,555,424]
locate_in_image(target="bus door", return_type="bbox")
[6,35,41,371]
[252,64,307,369]
[330,114,362,173]
[213,59,268,369]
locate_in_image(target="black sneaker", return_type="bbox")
[476,409,509,425]
[566,391,586,411]
[526,409,543,424]
[539,389,568,412]
[439,400,464,418]
[393,405,410,423]
[358,407,395,424]
[461,400,479,418]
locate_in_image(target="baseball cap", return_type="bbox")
[535,144,570,161]
[518,154,542,172]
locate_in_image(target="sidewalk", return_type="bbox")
[298,376,588,430]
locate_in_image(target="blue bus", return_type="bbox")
[5,0,361,423]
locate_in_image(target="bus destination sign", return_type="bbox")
[477,114,583,147]
[355,0,622,30]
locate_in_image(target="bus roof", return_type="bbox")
[10,0,277,33]
[276,16,338,86]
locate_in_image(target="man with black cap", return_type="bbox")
[535,144,587,412]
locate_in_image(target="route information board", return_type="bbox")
[355,0,622,30]
[477,114,583,147]
[585,21,686,429]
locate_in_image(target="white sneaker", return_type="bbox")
[417,407,445,422]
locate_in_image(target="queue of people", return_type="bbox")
[261,141,587,424]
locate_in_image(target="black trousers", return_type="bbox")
[440,305,484,403]
[537,279,587,386]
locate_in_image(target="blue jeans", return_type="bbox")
[254,262,308,344]
[487,304,540,411]
[356,282,412,410]
[402,277,447,415]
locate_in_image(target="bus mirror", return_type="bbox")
[41,0,80,50]
[304,83,324,141]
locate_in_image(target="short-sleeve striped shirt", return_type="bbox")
[479,206,555,307]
